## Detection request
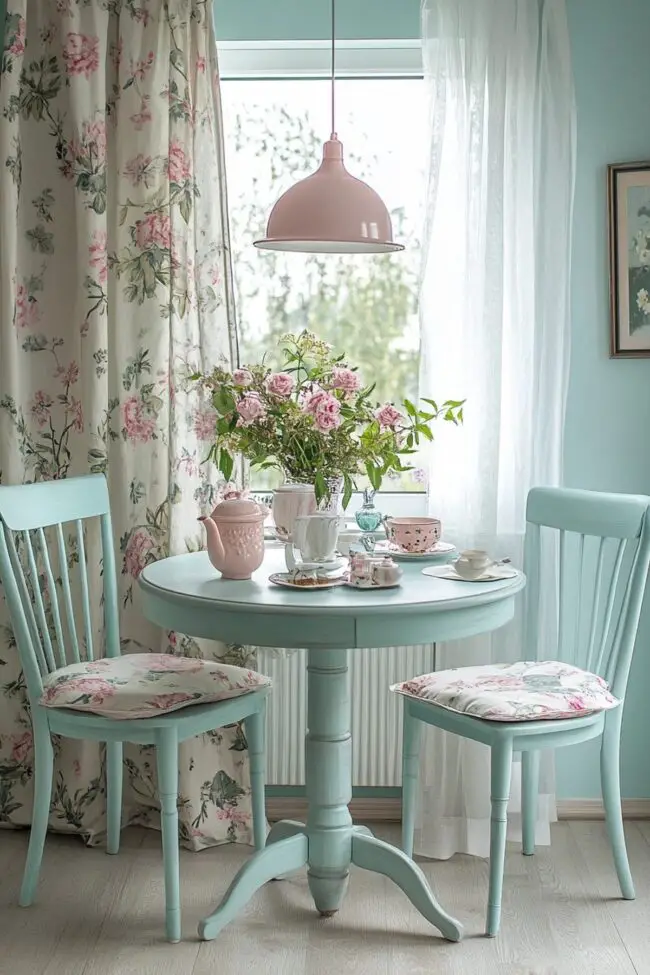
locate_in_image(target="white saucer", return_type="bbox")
[269,572,347,591]
[422,565,518,583]
[344,580,401,591]
[375,540,456,561]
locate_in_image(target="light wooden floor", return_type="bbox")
[1,821,650,974]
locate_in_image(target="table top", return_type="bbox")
[138,546,525,650]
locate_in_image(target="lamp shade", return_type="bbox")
[254,138,404,254]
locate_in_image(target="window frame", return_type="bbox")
[217,39,423,80]
[219,40,428,518]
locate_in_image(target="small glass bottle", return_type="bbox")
[355,487,383,533]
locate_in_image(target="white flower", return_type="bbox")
[636,288,650,316]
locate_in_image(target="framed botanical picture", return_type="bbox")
[608,161,650,357]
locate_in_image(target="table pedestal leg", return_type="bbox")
[351,830,463,942]
[198,647,462,943]
[305,648,353,916]
[198,832,308,940]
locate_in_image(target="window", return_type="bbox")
[220,42,427,502]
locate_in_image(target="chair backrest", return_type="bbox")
[524,487,650,700]
[0,475,120,704]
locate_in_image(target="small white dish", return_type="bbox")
[422,565,518,583]
[375,540,456,561]
[344,579,401,591]
[269,572,347,591]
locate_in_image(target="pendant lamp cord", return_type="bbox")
[330,0,336,139]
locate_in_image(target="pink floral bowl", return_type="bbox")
[385,516,442,554]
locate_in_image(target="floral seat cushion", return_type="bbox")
[40,653,271,720]
[391,660,620,722]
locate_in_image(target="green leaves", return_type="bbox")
[218,449,234,482]
[365,463,382,492]
[212,386,236,416]
[314,470,328,505]
[342,473,354,510]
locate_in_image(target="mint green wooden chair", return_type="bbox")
[397,487,650,937]
[0,475,269,943]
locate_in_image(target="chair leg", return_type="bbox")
[401,705,423,858]
[20,721,54,907]
[601,708,634,900]
[106,741,123,856]
[156,729,181,943]
[244,703,267,852]
[486,739,513,938]
[521,750,540,856]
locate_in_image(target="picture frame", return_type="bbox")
[608,161,650,358]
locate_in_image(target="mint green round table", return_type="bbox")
[139,546,525,943]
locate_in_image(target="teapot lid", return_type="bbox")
[212,497,262,520]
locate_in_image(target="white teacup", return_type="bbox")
[285,512,341,568]
[454,549,495,580]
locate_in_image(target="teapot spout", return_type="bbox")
[199,515,225,570]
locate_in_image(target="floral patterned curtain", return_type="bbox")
[0,1,255,850]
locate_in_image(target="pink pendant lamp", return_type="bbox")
[254,0,404,255]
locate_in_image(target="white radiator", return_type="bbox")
[259,645,435,786]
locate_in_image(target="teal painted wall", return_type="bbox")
[559,0,650,800]
[214,0,418,41]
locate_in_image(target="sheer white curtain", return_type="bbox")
[416,0,576,858]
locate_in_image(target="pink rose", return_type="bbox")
[89,230,108,283]
[124,528,156,578]
[232,368,253,386]
[134,212,171,251]
[15,284,40,329]
[331,367,361,396]
[56,361,79,385]
[303,388,333,415]
[63,33,99,77]
[193,408,216,441]
[44,677,115,707]
[122,395,156,443]
[131,51,154,81]
[130,97,153,130]
[124,154,154,187]
[314,408,342,433]
[142,656,203,673]
[236,392,267,426]
[11,731,32,763]
[30,390,54,427]
[265,372,295,399]
[166,140,191,183]
[8,17,25,56]
[375,403,403,429]
[566,696,587,711]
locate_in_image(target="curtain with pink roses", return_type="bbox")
[0,1,257,851]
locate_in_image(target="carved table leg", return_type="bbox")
[199,833,308,940]
[305,648,353,916]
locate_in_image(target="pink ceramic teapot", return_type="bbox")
[199,495,268,580]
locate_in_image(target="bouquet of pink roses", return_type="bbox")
[193,331,463,507]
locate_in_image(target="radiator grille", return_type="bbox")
[259,645,435,786]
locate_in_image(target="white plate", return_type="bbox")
[375,540,456,561]
[344,580,401,591]
[269,572,347,591]
[422,565,518,583]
